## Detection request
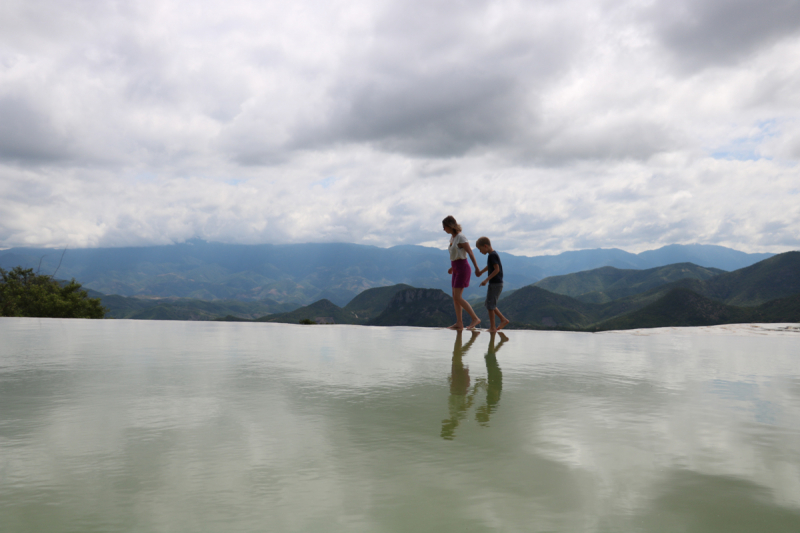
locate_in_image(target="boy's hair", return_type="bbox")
[442,215,462,234]
[476,236,491,247]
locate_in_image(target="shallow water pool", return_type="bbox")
[1,318,799,532]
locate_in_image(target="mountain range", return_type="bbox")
[244,251,800,330]
[594,289,800,331]
[0,241,774,306]
[532,263,724,303]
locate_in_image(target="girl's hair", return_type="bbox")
[442,215,462,234]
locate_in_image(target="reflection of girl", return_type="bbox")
[441,330,480,440]
[442,215,481,330]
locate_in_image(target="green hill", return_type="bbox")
[343,284,414,321]
[595,289,749,330]
[595,289,800,331]
[476,286,596,328]
[372,285,639,330]
[534,263,724,304]
[491,252,800,329]
[673,251,800,306]
[370,288,454,327]
[750,292,800,322]
[472,283,675,329]
[258,299,360,325]
[97,294,155,317]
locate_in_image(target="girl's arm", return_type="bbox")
[458,242,480,271]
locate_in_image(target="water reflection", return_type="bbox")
[441,330,479,440]
[441,331,507,439]
[475,332,506,426]
[3,319,800,533]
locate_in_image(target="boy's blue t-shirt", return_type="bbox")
[486,251,503,284]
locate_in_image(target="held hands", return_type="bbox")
[448,267,453,274]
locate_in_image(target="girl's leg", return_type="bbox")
[449,287,465,329]
[454,291,481,329]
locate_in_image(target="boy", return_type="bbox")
[475,237,510,332]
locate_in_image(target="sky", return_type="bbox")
[1,0,799,256]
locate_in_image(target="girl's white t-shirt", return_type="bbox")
[449,233,469,261]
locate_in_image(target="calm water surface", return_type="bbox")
[1,318,799,532]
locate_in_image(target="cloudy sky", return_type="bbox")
[1,0,799,255]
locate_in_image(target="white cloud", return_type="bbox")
[1,0,799,254]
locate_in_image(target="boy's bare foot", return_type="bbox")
[467,319,481,330]
[448,323,464,330]
[497,318,510,331]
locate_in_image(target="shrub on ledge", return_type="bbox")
[0,267,107,319]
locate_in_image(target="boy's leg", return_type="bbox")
[495,307,510,330]
[486,283,502,331]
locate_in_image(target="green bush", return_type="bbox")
[0,267,107,319]
[299,318,314,324]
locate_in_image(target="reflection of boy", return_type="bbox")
[476,332,507,426]
[475,237,510,332]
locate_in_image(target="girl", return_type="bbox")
[442,215,482,330]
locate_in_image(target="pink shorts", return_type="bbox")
[451,259,471,289]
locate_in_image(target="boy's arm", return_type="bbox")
[480,264,500,285]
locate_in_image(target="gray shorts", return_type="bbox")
[485,283,503,310]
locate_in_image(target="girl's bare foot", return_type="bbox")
[497,318,510,331]
[448,323,464,330]
[467,319,481,330]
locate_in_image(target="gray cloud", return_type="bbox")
[279,0,583,158]
[303,70,528,157]
[0,0,799,254]
[648,0,800,71]
[0,95,72,163]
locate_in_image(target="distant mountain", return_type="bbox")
[370,288,454,328]
[485,252,800,329]
[534,263,724,304]
[595,289,800,330]
[343,283,414,321]
[257,299,360,325]
[0,241,777,305]
[45,251,797,331]
[99,294,296,320]
[104,249,800,330]
[634,244,774,271]
[516,244,773,275]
